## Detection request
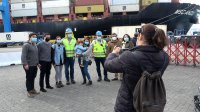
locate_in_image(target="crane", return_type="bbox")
[0,0,11,32]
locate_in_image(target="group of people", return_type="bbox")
[21,23,169,112]
[21,27,136,98]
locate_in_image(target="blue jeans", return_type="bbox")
[78,58,91,81]
[65,57,75,81]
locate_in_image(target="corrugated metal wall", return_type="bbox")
[41,0,70,15]
[142,0,158,6]
[10,0,36,3]
[75,5,104,13]
[75,0,104,6]
[158,0,172,2]
[110,4,139,12]
[11,2,37,17]
[109,0,139,12]
[109,0,139,5]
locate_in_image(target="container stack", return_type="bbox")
[41,0,70,16]
[10,0,37,17]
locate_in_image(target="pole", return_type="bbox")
[0,0,11,32]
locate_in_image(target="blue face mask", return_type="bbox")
[31,38,37,43]
[57,40,62,44]
[85,42,89,45]
[97,36,102,41]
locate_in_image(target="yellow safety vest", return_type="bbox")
[93,40,106,58]
[63,38,76,57]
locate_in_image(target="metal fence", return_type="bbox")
[165,37,200,66]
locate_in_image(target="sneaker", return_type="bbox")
[66,81,70,85]
[112,78,118,81]
[59,81,64,87]
[104,78,110,82]
[46,86,54,89]
[86,81,92,86]
[30,89,40,95]
[56,83,61,88]
[40,88,47,92]
[97,77,102,82]
[71,80,76,84]
[27,92,35,98]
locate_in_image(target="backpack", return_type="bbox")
[133,51,167,112]
[194,95,200,112]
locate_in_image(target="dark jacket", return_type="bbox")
[122,41,134,50]
[131,37,137,46]
[104,46,169,112]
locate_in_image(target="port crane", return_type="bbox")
[0,0,11,32]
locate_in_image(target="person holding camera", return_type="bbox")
[104,24,169,112]
[107,33,122,81]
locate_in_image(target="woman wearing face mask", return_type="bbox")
[122,34,134,50]
[104,24,169,112]
[79,38,92,85]
[107,33,122,81]
[21,33,40,98]
[51,36,66,88]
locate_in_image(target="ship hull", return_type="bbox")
[0,3,199,38]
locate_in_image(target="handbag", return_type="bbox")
[88,60,92,65]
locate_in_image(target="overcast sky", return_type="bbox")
[180,0,200,5]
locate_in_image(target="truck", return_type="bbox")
[111,25,167,38]
[0,32,32,47]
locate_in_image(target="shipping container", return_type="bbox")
[75,5,104,13]
[109,4,139,12]
[11,10,37,17]
[158,0,171,2]
[142,0,158,6]
[75,0,104,6]
[41,0,69,8]
[10,0,36,3]
[42,7,70,15]
[109,0,139,5]
[11,2,37,10]
[0,32,32,46]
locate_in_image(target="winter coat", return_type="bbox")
[107,40,122,55]
[104,45,169,112]
[121,41,134,50]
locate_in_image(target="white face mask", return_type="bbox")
[57,40,62,44]
[112,37,117,41]
[124,37,129,42]
[97,36,102,41]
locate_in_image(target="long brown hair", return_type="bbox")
[140,24,168,49]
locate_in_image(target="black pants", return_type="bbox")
[39,61,52,89]
[94,57,108,79]
[24,66,37,92]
